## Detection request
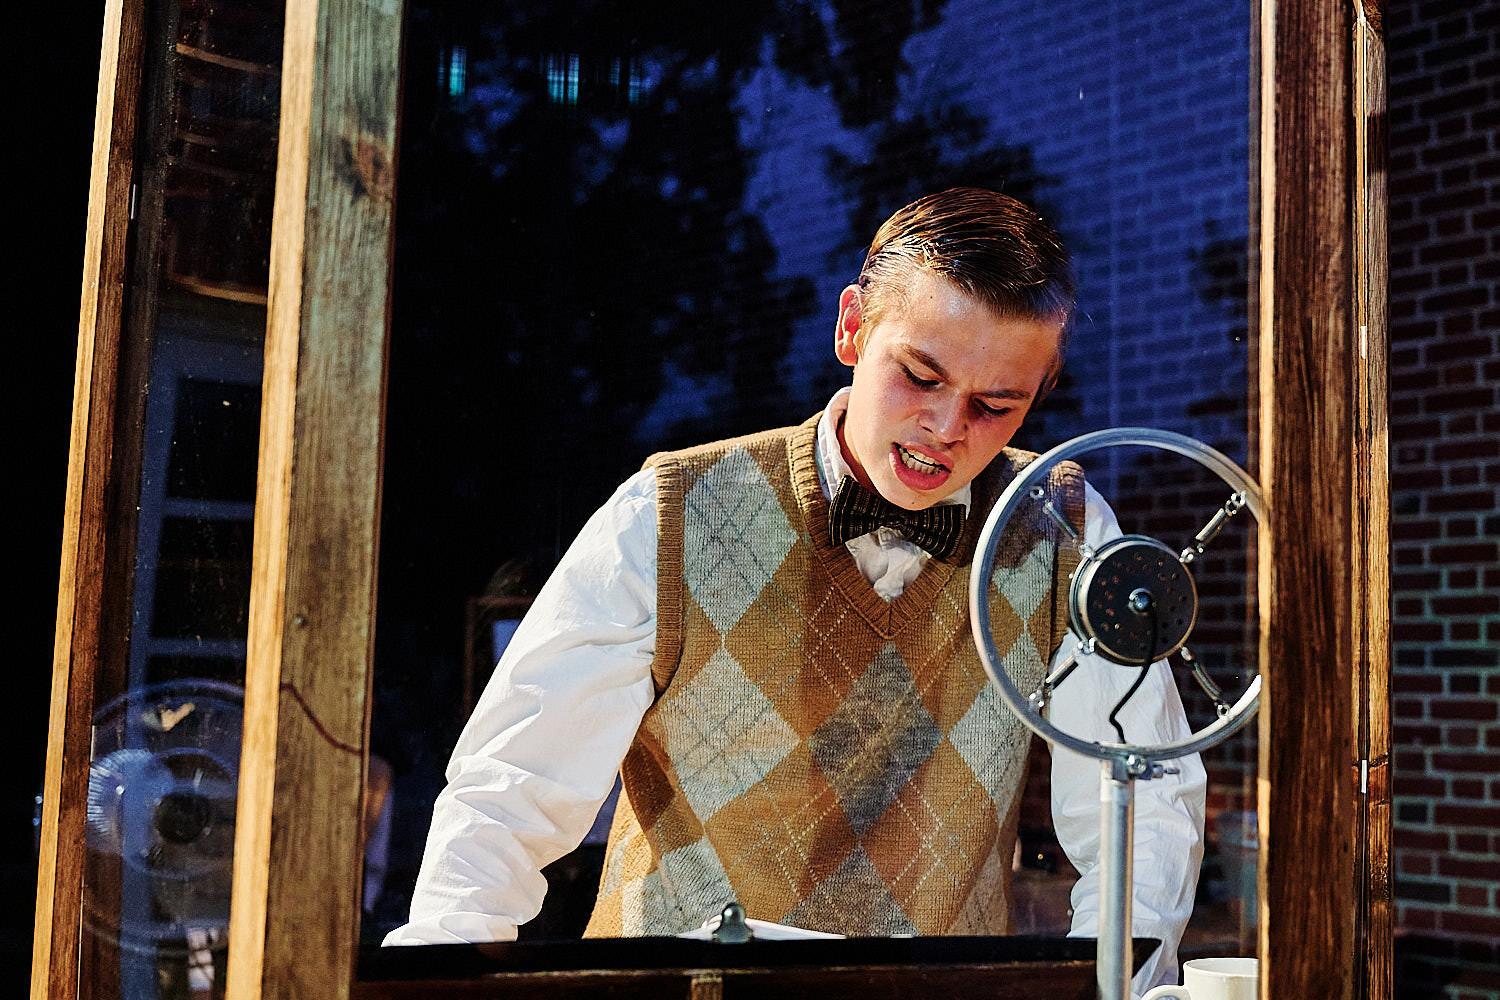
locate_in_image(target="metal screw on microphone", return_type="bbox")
[1126,588,1154,615]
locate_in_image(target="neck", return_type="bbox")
[834,411,877,492]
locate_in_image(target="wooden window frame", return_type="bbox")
[35,1,1389,998]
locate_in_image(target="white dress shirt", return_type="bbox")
[386,390,1206,993]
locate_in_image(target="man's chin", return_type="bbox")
[873,475,957,511]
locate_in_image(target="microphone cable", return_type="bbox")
[1108,597,1159,744]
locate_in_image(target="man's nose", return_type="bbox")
[920,393,966,443]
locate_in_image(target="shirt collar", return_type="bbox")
[813,387,973,511]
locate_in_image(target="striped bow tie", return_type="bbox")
[827,476,966,559]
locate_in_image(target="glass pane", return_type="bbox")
[80,1,283,997]
[369,0,1258,984]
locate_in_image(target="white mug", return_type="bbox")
[1141,957,1258,1000]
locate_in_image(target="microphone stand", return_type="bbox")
[966,428,1264,1000]
[1098,756,1136,1000]
[1097,752,1173,1000]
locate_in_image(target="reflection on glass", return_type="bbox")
[371,0,1257,973]
[80,0,283,997]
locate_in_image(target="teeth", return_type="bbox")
[898,445,944,474]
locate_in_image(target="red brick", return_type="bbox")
[1419,190,1490,218]
[1457,885,1490,908]
[1419,236,1489,263]
[1400,852,1437,875]
[1430,699,1499,722]
[1394,571,1442,590]
[1433,438,1500,460]
[1392,415,1440,440]
[1392,221,1435,248]
[1450,621,1481,641]
[1398,748,1434,771]
[1402,906,1438,930]
[1446,726,1482,748]
[1423,489,1496,518]
[1397,829,1454,853]
[1395,623,1444,643]
[1396,697,1431,719]
[1434,857,1500,881]
[1393,317,1440,341]
[1450,778,1486,799]
[1425,336,1497,362]
[1433,751,1499,772]
[1445,568,1479,588]
[1394,722,1442,743]
[1395,672,1445,694]
[1438,911,1500,939]
[1393,519,1443,540]
[1436,803,1500,828]
[1429,593,1500,614]
[1422,288,1492,313]
[1447,672,1483,694]
[1403,906,1439,931]
[1439,312,1480,337]
[1393,269,1437,295]
[1439,161,1474,186]
[1454,832,1492,855]
[1473,206,1500,230]
[1392,467,1435,491]
[1441,360,1478,384]
[1433,13,1472,42]
[1436,117,1474,142]
[1402,776,1448,797]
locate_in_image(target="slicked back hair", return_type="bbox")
[856,187,1076,398]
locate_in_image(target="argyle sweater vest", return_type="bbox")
[584,415,1085,937]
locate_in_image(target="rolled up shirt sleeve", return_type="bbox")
[1047,483,1208,993]
[383,468,661,946]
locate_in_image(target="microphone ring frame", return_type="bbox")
[968,427,1263,763]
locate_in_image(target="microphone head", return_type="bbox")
[1069,535,1197,666]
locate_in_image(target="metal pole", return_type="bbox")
[1097,756,1135,1000]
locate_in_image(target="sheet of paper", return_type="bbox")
[677,915,845,941]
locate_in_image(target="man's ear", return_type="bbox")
[834,285,863,367]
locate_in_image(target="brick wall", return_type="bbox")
[1388,1,1500,996]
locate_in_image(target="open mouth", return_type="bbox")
[896,444,949,476]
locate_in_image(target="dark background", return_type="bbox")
[9,4,110,992]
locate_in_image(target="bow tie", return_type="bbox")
[827,476,966,559]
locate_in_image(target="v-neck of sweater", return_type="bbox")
[786,416,992,639]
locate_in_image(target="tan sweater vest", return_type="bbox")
[584,415,1084,937]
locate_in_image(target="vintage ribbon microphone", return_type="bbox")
[969,428,1262,1000]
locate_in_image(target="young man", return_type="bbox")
[386,188,1205,990]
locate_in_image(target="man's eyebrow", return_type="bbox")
[901,345,1035,401]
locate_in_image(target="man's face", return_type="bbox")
[834,269,1062,511]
